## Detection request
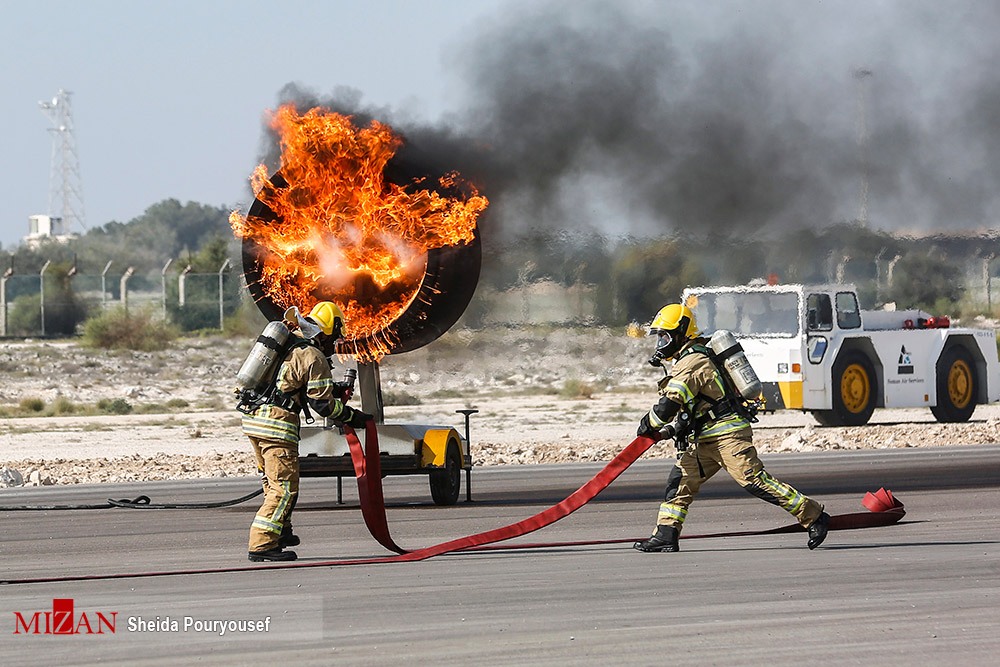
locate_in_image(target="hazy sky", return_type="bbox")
[0,0,506,248]
[3,1,1000,250]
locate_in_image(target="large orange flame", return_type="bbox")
[230,105,488,360]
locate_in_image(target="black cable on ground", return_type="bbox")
[107,488,263,509]
[0,487,263,512]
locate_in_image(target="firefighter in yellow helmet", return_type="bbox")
[243,301,372,562]
[634,303,830,552]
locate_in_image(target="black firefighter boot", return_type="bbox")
[633,525,680,552]
[279,526,300,548]
[279,497,300,548]
[807,511,831,550]
[248,547,297,562]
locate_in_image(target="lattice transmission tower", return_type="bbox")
[38,89,87,231]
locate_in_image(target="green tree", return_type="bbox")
[886,253,963,311]
[609,238,706,324]
[75,199,233,273]
[5,260,88,335]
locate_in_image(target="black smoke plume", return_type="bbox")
[262,0,1000,241]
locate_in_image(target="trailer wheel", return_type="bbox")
[931,346,977,423]
[815,351,877,426]
[429,441,461,506]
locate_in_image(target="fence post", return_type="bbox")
[40,260,51,336]
[120,267,135,314]
[874,247,887,302]
[986,255,995,314]
[1,261,12,336]
[101,261,113,310]
[835,255,850,283]
[178,265,192,307]
[886,255,902,289]
[161,258,173,320]
[218,259,231,330]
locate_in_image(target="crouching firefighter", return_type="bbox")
[633,303,830,553]
[237,301,372,562]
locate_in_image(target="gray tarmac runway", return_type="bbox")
[1,445,999,666]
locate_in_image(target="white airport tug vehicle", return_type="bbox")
[682,283,1000,426]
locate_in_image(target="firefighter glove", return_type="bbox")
[344,406,373,429]
[332,381,354,402]
[637,413,655,437]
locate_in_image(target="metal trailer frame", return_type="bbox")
[297,362,476,505]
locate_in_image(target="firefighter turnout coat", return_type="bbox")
[651,339,824,531]
[243,338,346,553]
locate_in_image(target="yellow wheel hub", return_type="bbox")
[948,360,973,408]
[840,363,871,414]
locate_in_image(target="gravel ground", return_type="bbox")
[2,330,999,487]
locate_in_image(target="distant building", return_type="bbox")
[24,214,76,247]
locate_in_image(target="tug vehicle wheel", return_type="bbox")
[815,351,877,426]
[931,346,977,423]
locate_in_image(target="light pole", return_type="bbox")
[854,67,873,226]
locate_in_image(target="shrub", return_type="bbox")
[19,397,45,413]
[223,301,268,338]
[6,278,89,336]
[50,396,77,415]
[382,390,422,406]
[560,379,595,399]
[7,294,41,336]
[82,307,178,351]
[98,397,133,415]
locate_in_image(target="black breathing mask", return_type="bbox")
[648,331,680,367]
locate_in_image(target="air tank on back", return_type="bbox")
[709,329,763,400]
[236,320,291,392]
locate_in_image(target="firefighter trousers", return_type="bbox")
[248,436,299,553]
[655,432,823,531]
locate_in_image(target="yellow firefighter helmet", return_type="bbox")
[648,303,698,362]
[306,301,345,337]
[649,303,698,338]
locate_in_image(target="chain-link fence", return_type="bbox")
[0,259,244,337]
[2,251,999,338]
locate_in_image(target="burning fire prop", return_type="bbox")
[230,105,488,361]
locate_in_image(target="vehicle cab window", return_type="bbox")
[836,291,862,329]
[806,293,833,331]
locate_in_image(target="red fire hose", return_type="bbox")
[342,420,906,559]
[344,420,662,559]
